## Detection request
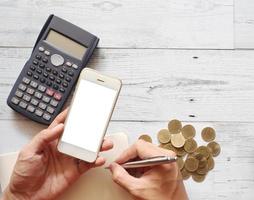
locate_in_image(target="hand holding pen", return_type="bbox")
[108,139,188,200]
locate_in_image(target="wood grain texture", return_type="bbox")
[0,0,234,49]
[235,0,254,48]
[1,48,254,122]
[0,119,253,199]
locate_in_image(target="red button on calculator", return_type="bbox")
[46,88,54,96]
[54,93,62,101]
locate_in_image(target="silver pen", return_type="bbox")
[110,156,177,169]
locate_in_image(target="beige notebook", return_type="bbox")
[0,133,133,200]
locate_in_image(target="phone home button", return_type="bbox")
[51,54,64,67]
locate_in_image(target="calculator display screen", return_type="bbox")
[61,80,117,152]
[45,30,87,60]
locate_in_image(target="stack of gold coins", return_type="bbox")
[138,119,221,183]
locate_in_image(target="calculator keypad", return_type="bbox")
[10,46,79,123]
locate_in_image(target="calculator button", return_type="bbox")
[15,90,23,98]
[22,94,31,102]
[30,65,36,71]
[40,78,46,83]
[50,99,58,107]
[26,88,35,95]
[31,98,39,106]
[59,73,65,79]
[51,54,64,66]
[72,64,78,69]
[33,74,39,80]
[46,67,51,72]
[34,91,43,99]
[56,78,61,84]
[27,71,32,76]
[22,77,30,85]
[35,109,43,117]
[46,88,54,96]
[27,105,35,113]
[44,50,50,56]
[39,102,47,110]
[53,84,59,90]
[46,106,55,114]
[66,61,72,67]
[39,63,45,69]
[61,67,67,73]
[62,82,68,88]
[35,55,41,60]
[11,97,20,105]
[33,60,39,65]
[49,75,55,81]
[43,113,51,121]
[68,70,74,77]
[65,77,71,82]
[38,85,46,93]
[42,95,50,103]
[46,81,52,87]
[54,92,62,101]
[52,70,58,76]
[30,81,38,88]
[19,101,27,109]
[18,84,27,91]
[59,87,65,93]
[42,58,48,63]
[36,69,42,74]
[43,72,48,78]
[39,46,45,52]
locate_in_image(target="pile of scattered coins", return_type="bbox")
[138,119,221,183]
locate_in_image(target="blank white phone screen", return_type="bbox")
[61,79,117,152]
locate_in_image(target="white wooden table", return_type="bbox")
[1,0,254,199]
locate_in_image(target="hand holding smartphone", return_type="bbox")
[57,68,121,162]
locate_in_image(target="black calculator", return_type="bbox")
[7,15,99,125]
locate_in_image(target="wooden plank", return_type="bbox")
[235,0,254,48]
[0,119,253,199]
[1,48,254,122]
[0,0,233,49]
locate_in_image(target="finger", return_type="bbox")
[30,123,64,152]
[109,162,142,191]
[115,139,175,164]
[48,108,69,129]
[78,157,106,174]
[100,139,114,152]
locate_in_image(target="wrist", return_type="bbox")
[171,181,188,200]
[2,186,27,200]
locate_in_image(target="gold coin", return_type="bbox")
[171,133,186,148]
[138,134,152,143]
[182,125,196,139]
[196,146,210,159]
[198,156,208,168]
[201,127,216,142]
[184,138,197,153]
[163,143,176,152]
[175,147,186,157]
[181,168,191,180]
[207,141,221,157]
[192,173,206,183]
[157,129,171,144]
[189,152,203,160]
[207,156,215,170]
[185,157,199,172]
[196,164,208,175]
[177,157,184,170]
[168,119,182,134]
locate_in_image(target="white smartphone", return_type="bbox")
[57,68,122,163]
